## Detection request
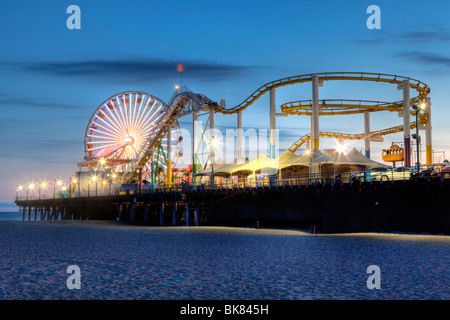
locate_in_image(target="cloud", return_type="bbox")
[4,58,259,83]
[400,30,450,42]
[356,28,450,46]
[0,94,82,110]
[396,51,450,68]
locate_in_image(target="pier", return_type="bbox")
[15,177,450,235]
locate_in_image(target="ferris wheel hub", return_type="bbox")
[124,136,135,145]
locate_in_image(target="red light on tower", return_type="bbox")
[177,63,184,73]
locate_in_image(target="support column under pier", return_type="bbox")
[173,202,177,226]
[160,202,164,226]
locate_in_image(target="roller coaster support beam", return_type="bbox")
[151,155,155,190]
[166,125,172,187]
[237,110,243,163]
[425,97,432,165]
[401,79,412,167]
[270,88,276,158]
[192,111,199,184]
[364,112,370,159]
[210,107,215,184]
[312,75,320,149]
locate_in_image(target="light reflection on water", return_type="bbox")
[0,221,448,300]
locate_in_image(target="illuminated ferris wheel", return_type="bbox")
[84,91,182,184]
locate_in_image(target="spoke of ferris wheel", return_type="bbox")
[100,107,128,137]
[87,141,129,152]
[135,101,162,136]
[96,114,127,139]
[91,120,124,138]
[87,134,122,141]
[115,145,129,159]
[134,97,153,135]
[127,92,135,134]
[133,94,146,132]
[136,112,164,138]
[131,93,139,133]
[116,96,129,134]
[121,94,131,134]
[136,120,159,139]
[109,99,128,136]
[88,139,126,144]
[126,92,134,134]
[89,126,122,140]
[119,94,130,133]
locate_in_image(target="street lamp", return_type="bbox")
[16,185,23,200]
[27,183,35,201]
[411,104,422,173]
[39,181,47,200]
[54,179,62,199]
[91,175,98,196]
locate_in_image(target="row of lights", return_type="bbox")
[16,179,69,200]
[17,172,120,200]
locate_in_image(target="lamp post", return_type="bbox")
[91,175,98,196]
[54,179,62,199]
[39,181,47,200]
[16,185,23,200]
[27,183,35,201]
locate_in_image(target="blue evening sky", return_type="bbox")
[1,0,450,203]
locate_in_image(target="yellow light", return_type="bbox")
[175,85,180,90]
[62,187,67,191]
[420,103,426,109]
[112,173,117,178]
[305,149,311,155]
[72,178,77,184]
[102,180,107,185]
[40,181,47,188]
[91,175,97,182]
[18,185,23,191]
[56,180,62,186]
[28,183,35,190]
[99,158,106,165]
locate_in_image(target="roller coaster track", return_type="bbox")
[280,99,423,116]
[120,73,430,183]
[288,120,424,153]
[212,72,430,114]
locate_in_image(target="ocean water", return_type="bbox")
[0,211,23,221]
[0,221,448,300]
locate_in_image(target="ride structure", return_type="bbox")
[76,72,432,189]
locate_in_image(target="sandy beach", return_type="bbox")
[0,220,449,300]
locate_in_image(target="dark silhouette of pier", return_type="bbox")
[15,178,450,235]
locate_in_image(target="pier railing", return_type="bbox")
[17,168,430,201]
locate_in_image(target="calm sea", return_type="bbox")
[0,211,23,221]
[0,221,448,300]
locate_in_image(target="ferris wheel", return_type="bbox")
[84,91,182,184]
